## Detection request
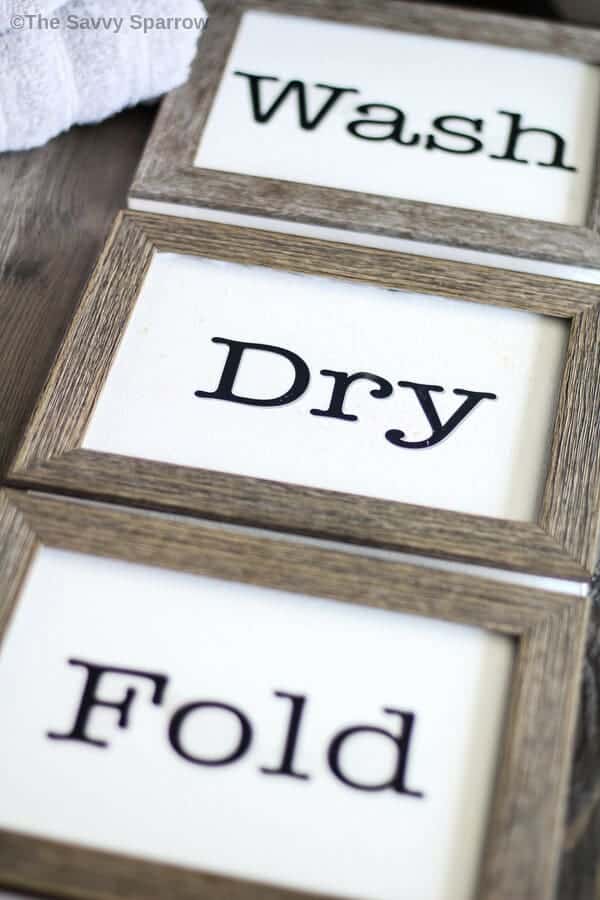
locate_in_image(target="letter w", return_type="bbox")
[234,71,358,130]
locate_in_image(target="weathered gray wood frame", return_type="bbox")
[7,212,600,580]
[130,0,600,268]
[0,489,590,900]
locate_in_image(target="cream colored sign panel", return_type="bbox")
[196,11,600,225]
[83,252,568,521]
[0,546,513,900]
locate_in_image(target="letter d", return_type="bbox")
[328,708,424,797]
[195,337,310,407]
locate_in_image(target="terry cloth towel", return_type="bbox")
[0,0,62,33]
[0,0,207,152]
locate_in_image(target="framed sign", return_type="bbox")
[8,212,600,581]
[0,488,589,900]
[130,0,600,268]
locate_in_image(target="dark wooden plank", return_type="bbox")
[548,1,595,24]
[446,0,556,13]
[0,105,156,478]
[559,572,600,900]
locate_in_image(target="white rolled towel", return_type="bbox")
[0,0,207,152]
[0,0,62,34]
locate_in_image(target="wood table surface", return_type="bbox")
[0,1,596,898]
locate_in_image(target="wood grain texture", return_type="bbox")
[559,569,600,900]
[0,2,598,895]
[8,211,600,581]
[0,489,590,900]
[0,105,156,481]
[540,302,600,572]
[131,0,600,267]
[0,493,37,640]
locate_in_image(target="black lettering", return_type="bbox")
[47,659,168,749]
[385,383,497,449]
[491,110,576,171]
[310,370,393,421]
[234,71,358,130]
[425,115,483,155]
[260,691,310,780]
[328,708,423,796]
[168,701,252,766]
[347,103,419,145]
[195,337,310,407]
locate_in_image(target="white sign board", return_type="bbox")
[0,546,513,900]
[196,11,600,225]
[83,252,568,521]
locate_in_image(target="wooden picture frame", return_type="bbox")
[130,0,600,268]
[8,211,600,582]
[0,487,589,900]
